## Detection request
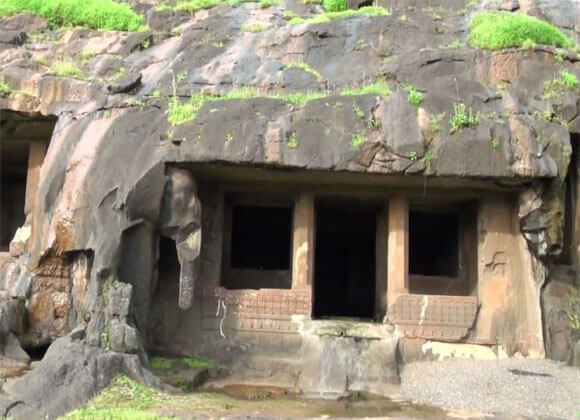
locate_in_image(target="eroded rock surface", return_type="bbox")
[0,0,579,417]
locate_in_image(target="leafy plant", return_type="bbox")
[352,103,365,119]
[225,132,233,142]
[405,85,424,107]
[0,78,12,95]
[468,12,574,51]
[287,132,298,148]
[491,137,500,148]
[51,60,83,78]
[349,133,365,151]
[0,0,144,31]
[430,112,444,133]
[422,149,433,167]
[450,103,480,134]
[409,151,418,161]
[323,0,346,12]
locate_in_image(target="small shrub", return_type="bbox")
[491,137,500,148]
[0,78,12,95]
[405,85,424,107]
[323,0,346,12]
[450,103,480,134]
[468,12,574,51]
[50,60,82,78]
[409,151,418,161]
[349,133,365,151]
[0,0,144,31]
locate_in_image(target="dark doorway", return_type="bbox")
[0,111,56,251]
[314,206,376,319]
[223,202,293,290]
[409,211,459,278]
[230,206,292,270]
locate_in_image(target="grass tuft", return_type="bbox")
[0,0,144,31]
[341,81,391,96]
[242,22,269,32]
[259,0,280,8]
[285,62,323,81]
[182,357,216,368]
[151,357,174,370]
[290,6,389,25]
[543,69,579,99]
[50,60,83,78]
[468,12,574,51]
[175,0,222,13]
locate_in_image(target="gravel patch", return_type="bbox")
[400,358,580,419]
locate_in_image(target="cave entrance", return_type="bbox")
[0,111,56,251]
[222,192,294,290]
[313,202,377,320]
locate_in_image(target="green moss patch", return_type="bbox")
[0,0,144,31]
[468,12,574,50]
[151,357,174,370]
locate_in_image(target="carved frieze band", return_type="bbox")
[390,294,478,341]
[201,286,312,319]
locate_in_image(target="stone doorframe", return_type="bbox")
[1,140,47,255]
[290,193,477,340]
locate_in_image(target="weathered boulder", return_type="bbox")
[4,329,177,420]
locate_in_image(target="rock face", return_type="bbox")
[0,0,579,417]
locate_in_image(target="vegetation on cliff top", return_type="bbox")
[0,0,144,31]
[468,12,574,50]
